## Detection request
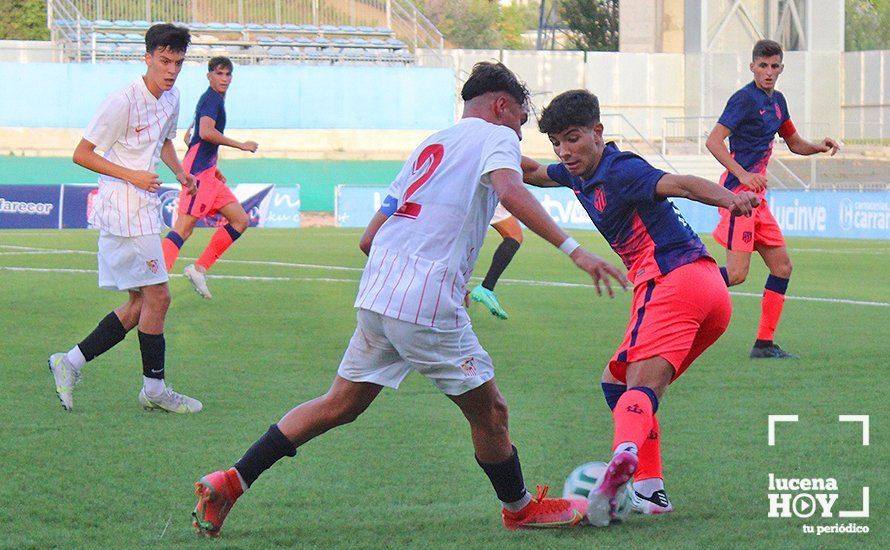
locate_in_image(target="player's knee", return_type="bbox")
[773,260,792,279]
[329,399,366,426]
[143,286,171,312]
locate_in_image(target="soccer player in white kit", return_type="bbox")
[47,24,203,414]
[192,62,628,537]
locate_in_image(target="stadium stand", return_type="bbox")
[48,0,443,66]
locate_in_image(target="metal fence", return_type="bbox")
[59,0,443,53]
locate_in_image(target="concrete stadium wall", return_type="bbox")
[843,51,890,141]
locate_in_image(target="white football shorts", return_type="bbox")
[337,308,495,396]
[489,202,513,225]
[97,231,168,292]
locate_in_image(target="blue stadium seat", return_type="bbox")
[256,36,275,44]
[91,32,106,40]
[190,22,209,30]
[320,25,338,32]
[207,22,226,30]
[245,23,263,30]
[312,37,330,46]
[131,20,150,29]
[339,26,357,33]
[264,23,283,30]
[357,26,375,34]
[349,37,367,45]
[113,20,134,28]
[105,32,126,41]
[282,24,300,31]
[275,36,294,44]
[124,33,142,41]
[225,22,244,31]
[299,24,319,32]
[94,19,113,27]
[332,37,350,46]
[374,27,392,34]
[294,36,312,45]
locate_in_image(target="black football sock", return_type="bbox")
[481,238,520,291]
[476,445,528,505]
[78,311,128,361]
[234,424,298,488]
[138,331,165,380]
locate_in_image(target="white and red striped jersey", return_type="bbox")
[83,77,180,237]
[355,117,522,328]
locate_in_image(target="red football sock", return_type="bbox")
[612,389,655,452]
[197,224,242,271]
[635,414,663,481]
[162,232,183,271]
[757,274,789,341]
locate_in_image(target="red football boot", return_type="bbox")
[192,468,244,537]
[502,485,586,530]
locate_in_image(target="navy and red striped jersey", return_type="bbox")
[547,143,709,285]
[185,87,227,175]
[717,81,796,192]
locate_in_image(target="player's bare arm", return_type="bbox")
[160,138,197,195]
[520,155,560,187]
[490,168,628,296]
[706,123,768,192]
[183,121,194,147]
[199,116,258,152]
[784,132,840,157]
[73,138,161,192]
[655,174,760,217]
[359,211,389,256]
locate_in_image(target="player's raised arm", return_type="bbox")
[73,138,161,192]
[490,167,628,296]
[521,155,560,187]
[706,123,767,192]
[783,131,840,157]
[655,173,760,217]
[198,116,258,152]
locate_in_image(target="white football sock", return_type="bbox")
[66,345,86,371]
[502,490,532,512]
[633,478,664,497]
[143,376,165,398]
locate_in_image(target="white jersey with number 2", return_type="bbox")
[355,117,522,329]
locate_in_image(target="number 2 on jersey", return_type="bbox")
[394,143,444,220]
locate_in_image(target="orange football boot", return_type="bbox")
[192,468,244,537]
[502,485,587,530]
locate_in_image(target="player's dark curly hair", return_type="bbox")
[461,62,529,106]
[208,56,233,72]
[752,39,783,61]
[145,23,191,54]
[537,89,600,135]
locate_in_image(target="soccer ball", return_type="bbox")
[562,461,633,521]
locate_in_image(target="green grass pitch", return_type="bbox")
[0,228,886,548]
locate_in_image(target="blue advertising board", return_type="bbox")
[0,185,61,229]
[2,184,301,229]
[335,185,889,241]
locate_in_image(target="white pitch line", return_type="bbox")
[2,264,888,308]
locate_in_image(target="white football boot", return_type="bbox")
[48,352,80,411]
[139,387,203,413]
[184,264,212,299]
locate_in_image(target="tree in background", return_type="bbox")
[560,0,618,51]
[0,0,49,40]
[846,0,890,50]
[422,0,539,50]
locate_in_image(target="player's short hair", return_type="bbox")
[461,62,529,106]
[537,89,600,135]
[145,23,191,54]
[208,56,233,72]
[752,39,783,61]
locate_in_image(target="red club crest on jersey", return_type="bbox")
[594,186,607,212]
[774,103,782,120]
[742,231,753,244]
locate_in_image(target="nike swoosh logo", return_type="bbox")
[150,368,164,374]
[135,126,149,133]
[759,110,766,115]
